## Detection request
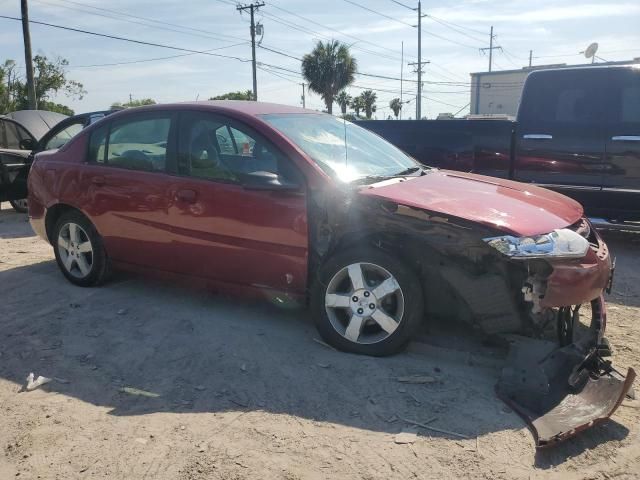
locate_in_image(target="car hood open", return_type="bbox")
[358,170,584,237]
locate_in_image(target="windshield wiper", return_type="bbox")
[393,166,424,176]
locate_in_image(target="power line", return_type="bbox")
[267,3,414,62]
[387,0,414,9]
[0,15,251,63]
[51,0,247,43]
[343,0,415,28]
[70,43,247,68]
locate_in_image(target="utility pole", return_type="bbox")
[408,60,428,118]
[528,49,533,68]
[236,2,264,101]
[417,0,422,119]
[479,26,502,72]
[301,83,306,108]
[400,41,403,120]
[20,0,37,109]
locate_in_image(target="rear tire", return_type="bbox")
[311,247,424,356]
[53,211,109,287]
[9,198,28,213]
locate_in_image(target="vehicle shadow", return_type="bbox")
[0,204,32,239]
[0,259,630,457]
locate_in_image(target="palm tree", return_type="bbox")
[389,98,402,119]
[351,95,365,118]
[361,90,377,119]
[301,40,357,114]
[336,91,352,115]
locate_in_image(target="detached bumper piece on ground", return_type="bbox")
[496,297,636,447]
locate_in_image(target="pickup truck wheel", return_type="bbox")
[311,248,424,356]
[9,198,28,213]
[53,211,109,287]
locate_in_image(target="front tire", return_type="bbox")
[53,211,109,287]
[311,247,424,356]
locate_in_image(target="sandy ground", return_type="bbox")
[0,201,639,480]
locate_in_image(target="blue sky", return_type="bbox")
[1,0,639,118]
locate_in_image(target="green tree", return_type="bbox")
[111,98,156,108]
[351,95,365,118]
[336,91,351,115]
[209,90,254,101]
[1,56,83,114]
[389,98,402,119]
[361,90,377,119]
[301,40,357,114]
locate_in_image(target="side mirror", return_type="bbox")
[242,171,300,191]
[19,138,36,151]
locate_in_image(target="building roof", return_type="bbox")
[470,58,640,77]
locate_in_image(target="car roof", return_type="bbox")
[1,110,68,140]
[108,100,322,117]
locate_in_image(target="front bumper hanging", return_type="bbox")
[496,296,635,447]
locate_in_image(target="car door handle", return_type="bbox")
[523,134,553,140]
[91,176,106,186]
[611,135,640,141]
[175,189,197,203]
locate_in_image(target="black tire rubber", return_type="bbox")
[9,198,28,213]
[311,247,424,356]
[52,210,110,287]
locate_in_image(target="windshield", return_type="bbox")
[260,113,420,182]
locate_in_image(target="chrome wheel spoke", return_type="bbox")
[76,255,90,276]
[371,277,400,300]
[370,309,399,335]
[344,314,364,342]
[77,241,93,253]
[63,253,75,271]
[58,236,70,251]
[347,263,366,290]
[325,293,351,308]
[69,223,79,244]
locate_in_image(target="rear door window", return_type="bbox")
[87,115,172,172]
[607,68,640,127]
[518,69,608,129]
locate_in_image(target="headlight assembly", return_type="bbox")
[484,228,589,259]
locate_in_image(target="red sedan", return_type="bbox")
[27,101,633,446]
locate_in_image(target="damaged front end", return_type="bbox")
[487,220,635,447]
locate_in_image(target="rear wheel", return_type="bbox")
[9,198,28,213]
[53,211,109,287]
[311,248,424,356]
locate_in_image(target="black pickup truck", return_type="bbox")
[361,65,640,224]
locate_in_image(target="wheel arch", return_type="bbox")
[45,203,91,245]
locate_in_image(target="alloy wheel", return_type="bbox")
[57,222,94,278]
[325,262,405,345]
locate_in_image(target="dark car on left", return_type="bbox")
[1,110,110,212]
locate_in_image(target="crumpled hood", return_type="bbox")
[358,170,584,236]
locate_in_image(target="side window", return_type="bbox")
[179,112,298,183]
[44,122,84,150]
[0,120,31,149]
[519,70,606,127]
[88,125,108,163]
[106,117,170,172]
[621,86,640,123]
